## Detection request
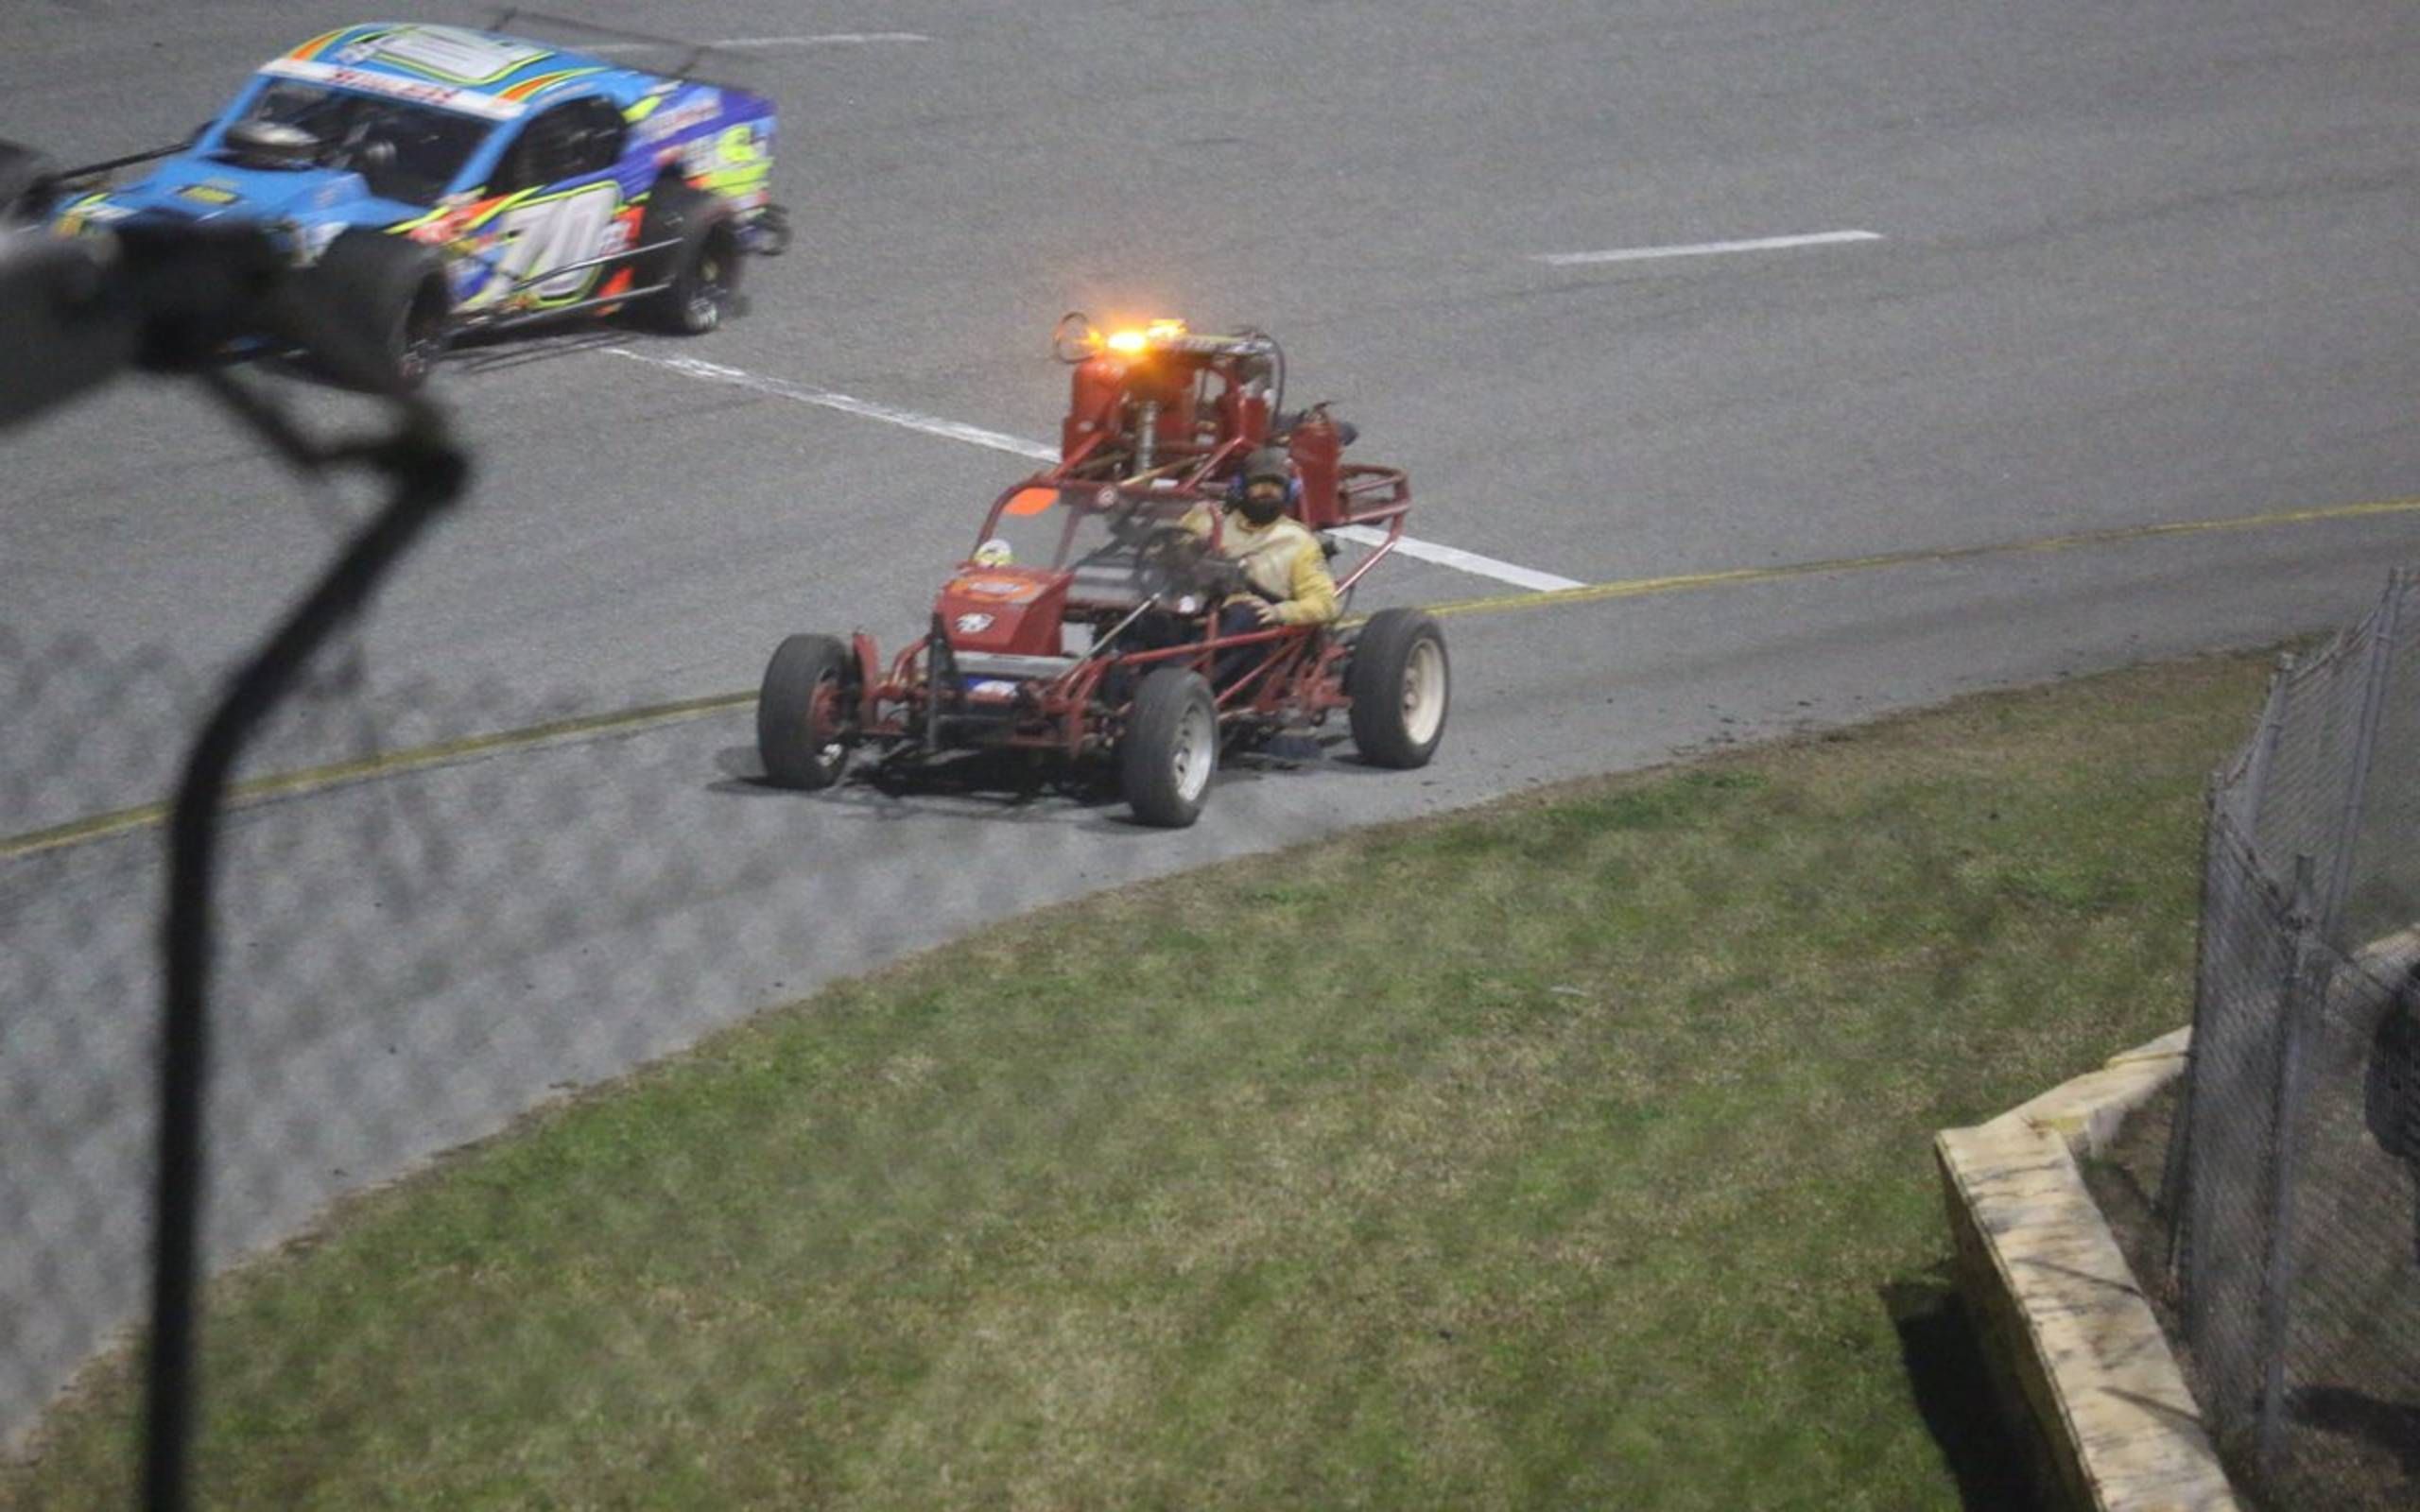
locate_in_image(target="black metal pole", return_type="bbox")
[144,394,466,1512]
[2255,853,2320,1478]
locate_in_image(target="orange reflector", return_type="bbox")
[1004,487,1057,516]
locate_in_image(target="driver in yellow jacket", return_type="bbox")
[1178,446,1338,689]
[1185,446,1339,627]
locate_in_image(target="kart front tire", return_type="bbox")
[310,230,450,391]
[758,633,856,789]
[636,180,740,335]
[1121,667,1219,828]
[1346,608,1449,768]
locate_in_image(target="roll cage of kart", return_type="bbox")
[838,320,1416,762]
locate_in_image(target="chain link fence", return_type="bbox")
[3,622,1220,1501]
[12,554,2419,1503]
[2161,568,2420,1509]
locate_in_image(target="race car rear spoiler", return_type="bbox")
[488,9,752,85]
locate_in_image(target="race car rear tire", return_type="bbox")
[1346,608,1449,768]
[1121,667,1219,828]
[758,633,856,789]
[635,180,740,335]
[309,230,450,391]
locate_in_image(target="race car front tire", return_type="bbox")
[1121,667,1219,828]
[758,633,856,789]
[309,231,450,391]
[1346,608,1449,768]
[635,181,740,335]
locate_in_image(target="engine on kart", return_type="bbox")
[1050,315,1353,530]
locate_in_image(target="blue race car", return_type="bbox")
[48,20,788,387]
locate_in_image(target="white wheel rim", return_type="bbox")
[689,249,725,328]
[1172,699,1216,801]
[398,305,441,382]
[1401,639,1446,746]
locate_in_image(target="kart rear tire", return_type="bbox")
[635,180,740,335]
[309,230,451,391]
[758,633,856,789]
[1121,667,1219,828]
[1346,608,1448,768]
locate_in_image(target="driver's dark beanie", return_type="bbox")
[1244,447,1290,485]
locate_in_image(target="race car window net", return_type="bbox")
[494,100,621,194]
[231,82,492,207]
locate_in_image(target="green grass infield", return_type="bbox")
[6,651,2273,1510]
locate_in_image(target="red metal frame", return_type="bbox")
[844,328,1414,765]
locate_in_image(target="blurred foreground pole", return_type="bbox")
[3,168,473,1508]
[145,374,467,1512]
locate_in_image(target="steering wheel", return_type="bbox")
[1136,523,1207,573]
[1140,526,1260,608]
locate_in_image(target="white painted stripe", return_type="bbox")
[608,351,1059,460]
[608,350,1580,593]
[588,34,928,55]
[1331,525,1584,592]
[1533,230,1882,266]
[716,34,931,47]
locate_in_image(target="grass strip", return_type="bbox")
[5,651,2273,1510]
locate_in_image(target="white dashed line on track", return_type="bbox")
[717,34,931,47]
[610,351,1057,461]
[1533,230,1883,266]
[590,34,930,53]
[1330,526,1582,592]
[609,349,1584,593]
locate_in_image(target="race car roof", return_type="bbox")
[261,23,665,121]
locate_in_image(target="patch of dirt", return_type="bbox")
[2081,1082,2420,1512]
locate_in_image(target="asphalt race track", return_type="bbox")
[4,0,2416,1441]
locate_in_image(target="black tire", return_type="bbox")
[635,180,740,335]
[1120,667,1219,828]
[309,230,450,390]
[758,633,856,789]
[1346,608,1449,768]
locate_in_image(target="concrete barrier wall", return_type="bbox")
[1934,1028,2242,1512]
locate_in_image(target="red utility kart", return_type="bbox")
[755,317,1449,827]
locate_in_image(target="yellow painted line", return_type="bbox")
[1,692,754,863]
[9,493,2411,863]
[1417,494,2420,621]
